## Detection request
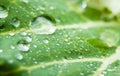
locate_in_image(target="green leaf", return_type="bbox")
[0,0,120,76]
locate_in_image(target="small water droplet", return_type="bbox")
[78,56,83,59]
[80,72,84,76]
[0,49,3,53]
[15,53,23,60]
[31,16,56,34]
[100,30,119,47]
[25,36,32,43]
[81,0,87,9]
[9,32,15,36]
[43,39,49,44]
[0,6,8,18]
[11,18,20,28]
[22,0,29,3]
[49,6,55,10]
[33,45,37,48]
[39,7,45,10]
[21,32,27,36]
[8,59,14,64]
[10,45,15,49]
[34,61,38,64]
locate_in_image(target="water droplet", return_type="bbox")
[39,7,45,10]
[25,36,32,43]
[78,56,83,59]
[17,41,30,52]
[81,0,87,9]
[0,6,8,18]
[34,61,38,64]
[80,72,84,76]
[0,49,3,53]
[31,16,56,34]
[43,39,49,44]
[9,32,15,36]
[8,59,14,64]
[18,44,30,52]
[100,30,119,47]
[11,18,20,28]
[10,45,15,49]
[21,32,27,36]
[15,53,23,60]
[22,0,29,3]
[49,6,55,10]
[33,45,37,48]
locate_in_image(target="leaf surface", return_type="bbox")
[0,0,120,76]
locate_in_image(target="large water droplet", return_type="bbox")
[100,30,119,47]
[31,16,56,34]
[0,6,8,18]
[15,53,23,60]
[11,18,20,28]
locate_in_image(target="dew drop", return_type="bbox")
[25,36,32,43]
[17,42,30,52]
[9,32,15,36]
[0,6,8,18]
[22,0,29,3]
[34,61,38,64]
[0,49,3,53]
[81,0,87,9]
[15,53,23,60]
[21,32,27,36]
[31,16,56,34]
[43,39,49,44]
[11,18,20,28]
[8,60,14,64]
[33,45,37,48]
[100,30,119,47]
[10,45,15,49]
[49,6,55,10]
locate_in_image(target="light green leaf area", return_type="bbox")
[0,0,120,76]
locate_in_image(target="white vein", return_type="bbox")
[5,58,103,75]
[0,21,119,35]
[56,21,119,30]
[93,46,120,76]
